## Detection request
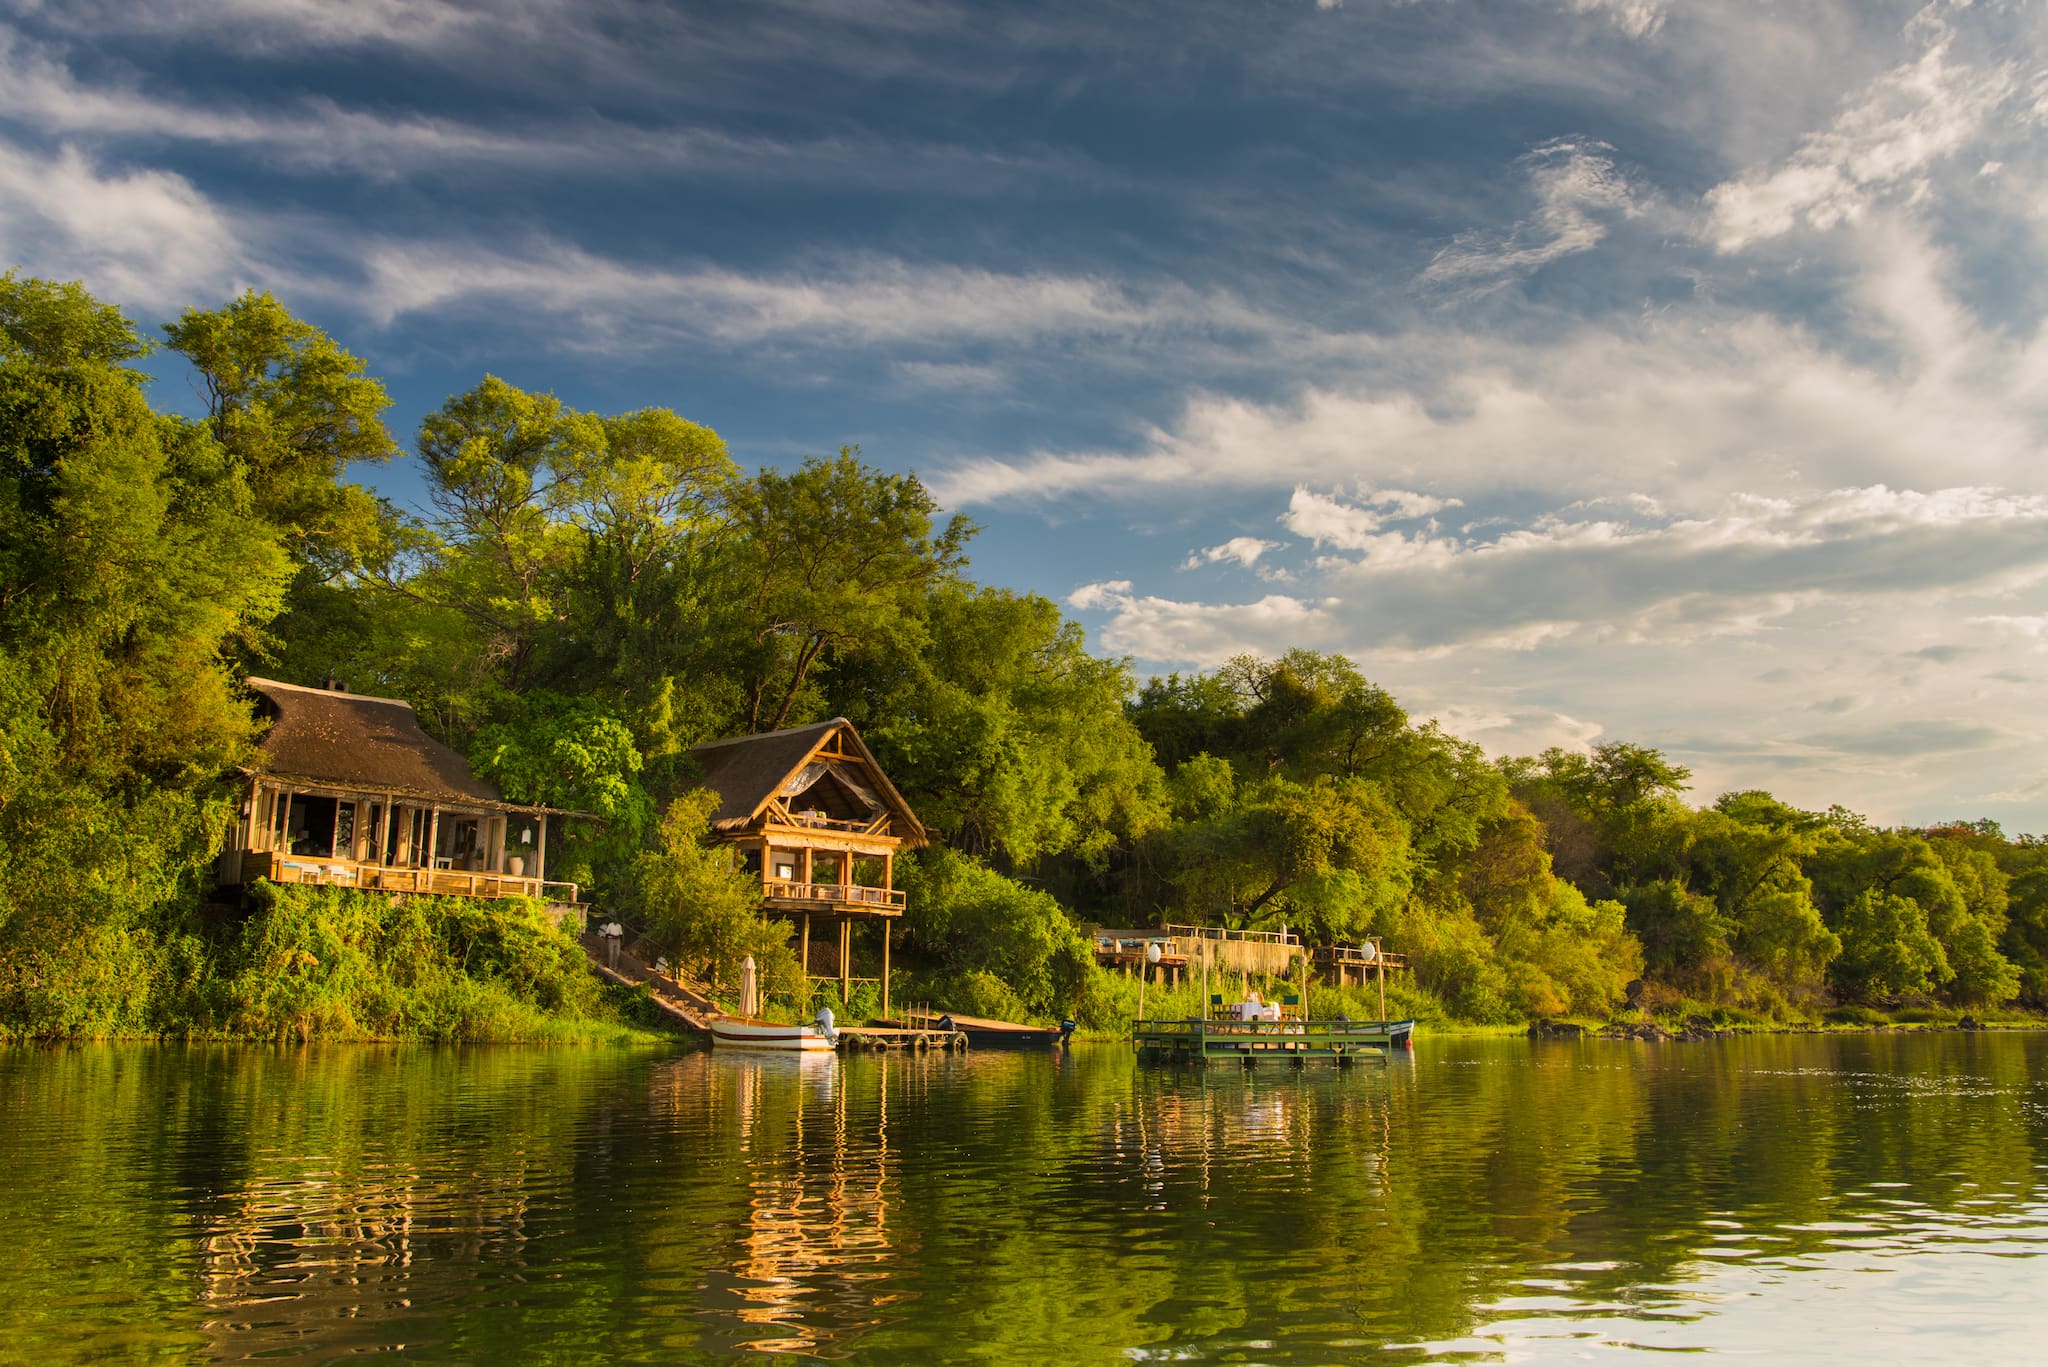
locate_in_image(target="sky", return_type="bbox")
[4,0,2047,830]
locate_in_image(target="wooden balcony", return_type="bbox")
[761,878,905,916]
[242,851,581,906]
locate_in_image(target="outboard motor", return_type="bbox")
[1058,1019,1077,1048]
[814,1004,838,1045]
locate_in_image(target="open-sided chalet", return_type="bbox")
[218,677,586,910]
[689,718,927,1013]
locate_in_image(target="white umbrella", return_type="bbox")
[739,954,759,1018]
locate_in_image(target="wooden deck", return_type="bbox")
[1133,1017,1412,1065]
[762,879,905,914]
[243,850,581,906]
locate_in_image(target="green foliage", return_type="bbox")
[163,289,394,572]
[728,447,974,732]
[843,585,1167,869]
[471,691,655,891]
[1830,890,1949,1003]
[216,884,651,1041]
[898,846,1094,1020]
[628,790,803,1004]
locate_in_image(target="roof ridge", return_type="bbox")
[246,676,413,709]
[689,717,847,751]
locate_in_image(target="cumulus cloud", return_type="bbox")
[1181,536,1281,571]
[1081,485,2048,664]
[1704,33,2017,251]
[1281,486,1462,552]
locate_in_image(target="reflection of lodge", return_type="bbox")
[691,719,928,1010]
[195,1157,537,1360]
[217,678,588,911]
[689,1053,909,1357]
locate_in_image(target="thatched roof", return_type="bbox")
[689,718,928,847]
[246,677,507,808]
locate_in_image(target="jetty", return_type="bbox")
[1132,1016,1414,1066]
[834,1023,968,1051]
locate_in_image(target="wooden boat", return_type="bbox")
[708,1015,837,1052]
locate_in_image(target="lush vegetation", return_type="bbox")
[3,271,2043,1039]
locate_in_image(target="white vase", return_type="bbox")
[508,855,525,878]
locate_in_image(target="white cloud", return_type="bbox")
[0,30,1095,189]
[1704,33,2016,251]
[1281,486,1463,552]
[355,241,1203,345]
[1420,138,1638,288]
[17,0,486,52]
[933,273,2048,513]
[1081,485,2048,666]
[1181,536,1280,571]
[0,140,244,308]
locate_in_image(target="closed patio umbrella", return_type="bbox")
[739,954,759,1018]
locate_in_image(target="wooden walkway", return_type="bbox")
[579,928,716,1034]
[1133,1017,1410,1066]
[836,1025,969,1052]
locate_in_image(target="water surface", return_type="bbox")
[3,1032,2044,1363]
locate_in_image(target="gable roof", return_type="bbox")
[689,718,928,847]
[245,677,506,808]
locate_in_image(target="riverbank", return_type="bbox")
[0,885,690,1045]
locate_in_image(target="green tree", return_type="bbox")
[726,449,973,732]
[163,290,394,571]
[629,791,801,1005]
[0,275,291,1035]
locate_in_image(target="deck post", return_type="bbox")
[881,923,891,1019]
[536,811,548,884]
[839,917,851,999]
[425,808,441,870]
[800,913,811,978]
[1377,944,1386,1020]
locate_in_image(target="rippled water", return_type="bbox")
[2,1032,2044,1363]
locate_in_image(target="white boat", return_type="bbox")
[709,1015,837,1052]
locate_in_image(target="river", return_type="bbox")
[2,1032,2043,1363]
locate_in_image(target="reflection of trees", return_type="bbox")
[1,1034,2044,1363]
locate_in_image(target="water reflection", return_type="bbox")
[0,1034,2044,1364]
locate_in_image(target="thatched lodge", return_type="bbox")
[217,677,586,909]
[690,718,927,1012]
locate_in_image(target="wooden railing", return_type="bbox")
[762,878,906,911]
[1317,945,1409,970]
[244,851,581,905]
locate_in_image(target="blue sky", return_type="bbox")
[6,0,2048,829]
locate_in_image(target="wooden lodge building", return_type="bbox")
[689,718,927,1013]
[217,678,587,909]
